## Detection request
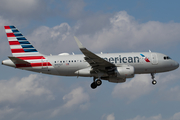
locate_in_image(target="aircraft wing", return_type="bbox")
[74,36,115,72]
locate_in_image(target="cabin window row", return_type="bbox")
[54,60,84,63]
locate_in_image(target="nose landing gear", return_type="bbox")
[90,77,102,89]
[152,80,157,85]
[151,73,157,85]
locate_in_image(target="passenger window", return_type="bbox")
[55,61,56,63]
[74,60,76,62]
[72,60,73,62]
[164,57,166,60]
[69,60,70,62]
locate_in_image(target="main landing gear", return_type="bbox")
[151,73,157,85]
[91,77,102,89]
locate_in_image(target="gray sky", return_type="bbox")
[0,0,180,120]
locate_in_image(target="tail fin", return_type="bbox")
[4,26,43,57]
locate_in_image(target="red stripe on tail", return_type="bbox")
[6,33,15,37]
[11,49,25,53]
[4,26,11,29]
[9,41,20,45]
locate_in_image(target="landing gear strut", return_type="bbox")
[151,73,157,85]
[90,77,102,89]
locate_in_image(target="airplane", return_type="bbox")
[2,26,179,89]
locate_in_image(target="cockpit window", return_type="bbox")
[164,56,171,60]
[167,56,171,59]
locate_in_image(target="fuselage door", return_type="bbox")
[42,58,48,69]
[151,53,158,65]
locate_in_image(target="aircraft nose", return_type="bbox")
[174,61,179,69]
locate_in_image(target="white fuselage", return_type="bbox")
[9,52,177,77]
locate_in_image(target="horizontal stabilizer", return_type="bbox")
[8,56,30,64]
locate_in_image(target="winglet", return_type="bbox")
[74,36,85,49]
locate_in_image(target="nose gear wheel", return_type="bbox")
[151,73,157,85]
[152,80,157,85]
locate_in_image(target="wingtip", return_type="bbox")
[74,36,85,49]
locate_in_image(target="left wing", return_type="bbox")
[74,36,115,73]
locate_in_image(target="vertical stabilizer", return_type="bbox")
[4,26,43,57]
[3,26,52,68]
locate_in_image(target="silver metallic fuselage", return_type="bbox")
[3,52,177,77]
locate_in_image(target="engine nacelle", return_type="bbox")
[75,67,92,77]
[108,77,126,83]
[116,66,134,78]
[75,68,108,77]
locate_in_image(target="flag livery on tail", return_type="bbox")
[4,26,39,56]
[4,26,52,68]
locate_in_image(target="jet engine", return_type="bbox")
[101,65,134,83]
[115,66,134,78]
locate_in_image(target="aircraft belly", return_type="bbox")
[134,62,175,74]
[53,64,69,76]
[18,66,60,75]
[53,63,87,76]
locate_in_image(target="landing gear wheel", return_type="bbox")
[96,79,102,86]
[151,73,157,85]
[91,82,97,89]
[152,80,157,85]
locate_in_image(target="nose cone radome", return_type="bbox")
[175,61,179,69]
[173,61,179,69]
